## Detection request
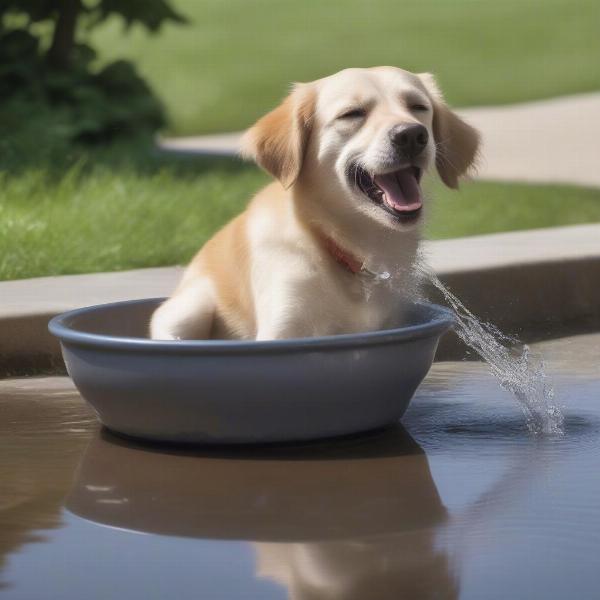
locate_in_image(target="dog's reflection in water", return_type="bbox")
[256,530,457,600]
[68,426,458,599]
[252,429,458,599]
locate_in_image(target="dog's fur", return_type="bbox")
[150,67,479,341]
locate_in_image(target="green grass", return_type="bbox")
[425,180,600,239]
[91,0,600,134]
[0,148,264,281]
[2,146,599,281]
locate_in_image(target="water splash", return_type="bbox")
[364,253,564,435]
[424,267,563,435]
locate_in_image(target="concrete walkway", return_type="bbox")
[160,92,600,188]
[3,224,600,371]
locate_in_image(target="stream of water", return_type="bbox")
[369,254,565,435]
[422,266,564,435]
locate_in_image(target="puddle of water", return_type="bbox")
[1,335,599,600]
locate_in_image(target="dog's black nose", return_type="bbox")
[390,124,429,158]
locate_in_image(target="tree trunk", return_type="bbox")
[47,0,81,70]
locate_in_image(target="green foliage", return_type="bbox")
[0,0,186,29]
[93,0,186,31]
[0,0,186,144]
[0,0,57,23]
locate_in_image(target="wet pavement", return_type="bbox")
[1,333,599,599]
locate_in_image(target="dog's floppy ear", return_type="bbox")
[418,73,480,189]
[241,83,315,189]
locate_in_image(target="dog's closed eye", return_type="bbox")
[337,107,367,120]
[409,103,429,112]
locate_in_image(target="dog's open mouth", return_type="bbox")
[354,166,423,221]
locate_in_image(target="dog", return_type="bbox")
[150,67,479,341]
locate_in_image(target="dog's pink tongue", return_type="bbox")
[374,169,422,212]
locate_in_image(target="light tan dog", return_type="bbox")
[150,67,479,341]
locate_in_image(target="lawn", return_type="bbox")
[91,0,600,134]
[2,147,599,281]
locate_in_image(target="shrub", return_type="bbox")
[0,1,187,146]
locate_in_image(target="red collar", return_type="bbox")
[317,231,364,275]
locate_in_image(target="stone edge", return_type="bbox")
[2,225,600,373]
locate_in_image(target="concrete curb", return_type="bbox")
[2,224,600,373]
[1,267,182,374]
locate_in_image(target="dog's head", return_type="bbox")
[242,67,480,230]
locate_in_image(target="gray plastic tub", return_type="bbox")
[49,298,453,444]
